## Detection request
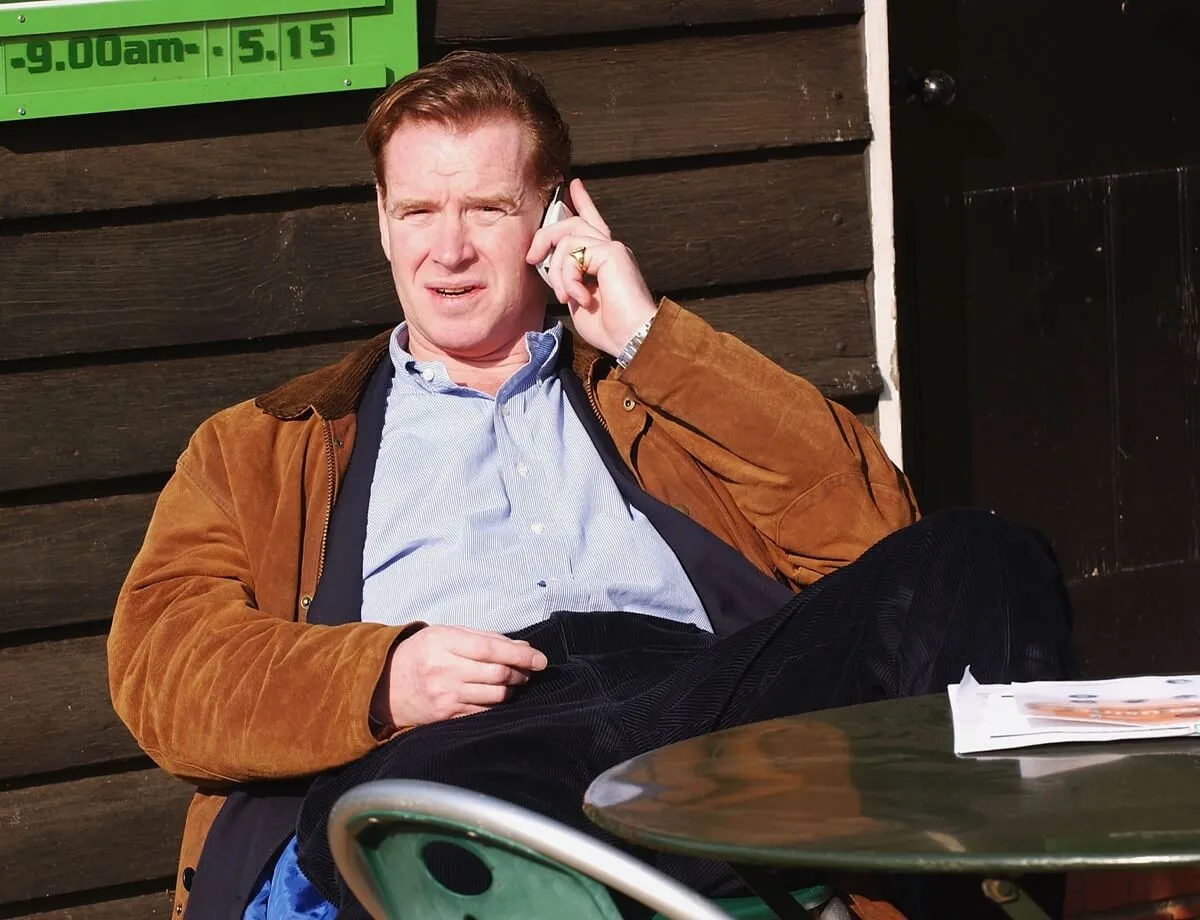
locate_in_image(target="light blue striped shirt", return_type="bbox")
[360,322,711,634]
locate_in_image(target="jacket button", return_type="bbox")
[622,397,636,411]
[300,595,312,609]
[175,903,183,915]
[182,866,195,892]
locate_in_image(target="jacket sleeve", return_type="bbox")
[620,299,919,586]
[108,418,414,786]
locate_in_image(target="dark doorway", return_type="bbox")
[890,0,1200,677]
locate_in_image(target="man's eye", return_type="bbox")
[401,209,431,218]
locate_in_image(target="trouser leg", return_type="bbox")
[625,508,1076,749]
[624,509,1076,913]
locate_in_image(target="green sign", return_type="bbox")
[0,0,416,121]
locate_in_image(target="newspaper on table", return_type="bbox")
[948,667,1200,754]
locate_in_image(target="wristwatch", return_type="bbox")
[616,315,655,368]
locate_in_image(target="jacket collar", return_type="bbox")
[255,324,608,421]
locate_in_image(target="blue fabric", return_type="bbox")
[244,836,335,920]
[361,322,711,634]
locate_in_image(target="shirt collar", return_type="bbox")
[388,321,564,397]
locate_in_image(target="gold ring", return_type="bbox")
[569,246,588,272]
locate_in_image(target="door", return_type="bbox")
[890,0,1200,678]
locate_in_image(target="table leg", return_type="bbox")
[981,879,1055,920]
[730,863,816,919]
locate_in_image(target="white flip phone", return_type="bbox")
[536,183,573,287]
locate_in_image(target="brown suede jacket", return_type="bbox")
[108,298,918,917]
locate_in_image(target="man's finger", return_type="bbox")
[452,631,549,670]
[458,683,511,706]
[526,217,607,266]
[569,178,611,237]
[457,659,534,686]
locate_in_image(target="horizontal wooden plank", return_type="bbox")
[0,494,156,637]
[0,636,141,781]
[0,770,190,905]
[0,28,865,220]
[435,0,862,40]
[0,121,367,222]
[519,28,868,165]
[1,205,395,361]
[690,282,880,398]
[1,284,874,496]
[691,279,874,360]
[13,891,174,920]
[1,154,869,362]
[1,340,363,493]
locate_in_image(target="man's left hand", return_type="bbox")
[526,178,657,358]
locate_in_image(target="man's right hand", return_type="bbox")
[370,625,548,731]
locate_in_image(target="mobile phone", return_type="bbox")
[536,182,573,287]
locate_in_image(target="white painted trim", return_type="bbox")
[863,0,904,467]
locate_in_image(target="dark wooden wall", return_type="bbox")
[0,3,877,915]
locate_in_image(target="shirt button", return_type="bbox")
[516,462,529,477]
[421,369,434,382]
[530,521,545,534]
[537,580,547,588]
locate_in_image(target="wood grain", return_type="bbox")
[1,154,869,361]
[11,891,175,920]
[434,0,862,40]
[0,770,190,905]
[0,494,157,636]
[0,29,865,220]
[0,636,142,782]
[519,28,867,166]
[0,340,364,493]
[0,281,875,494]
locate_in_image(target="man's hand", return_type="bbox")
[526,178,658,358]
[370,626,548,731]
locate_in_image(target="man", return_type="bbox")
[108,51,1073,920]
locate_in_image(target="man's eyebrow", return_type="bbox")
[385,194,522,214]
[463,193,521,209]
[386,198,436,214]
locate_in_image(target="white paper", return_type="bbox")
[947,668,1200,754]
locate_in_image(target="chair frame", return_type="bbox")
[329,779,737,920]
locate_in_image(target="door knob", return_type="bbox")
[920,70,957,105]
[896,67,957,106]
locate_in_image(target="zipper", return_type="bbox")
[584,355,611,434]
[316,417,337,587]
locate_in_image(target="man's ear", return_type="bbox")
[376,185,392,263]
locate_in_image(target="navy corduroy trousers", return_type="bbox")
[297,509,1077,919]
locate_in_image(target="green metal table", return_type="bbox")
[583,695,1200,920]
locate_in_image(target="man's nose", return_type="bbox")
[431,214,475,268]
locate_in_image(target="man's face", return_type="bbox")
[376,116,548,361]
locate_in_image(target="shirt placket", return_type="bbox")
[495,382,575,617]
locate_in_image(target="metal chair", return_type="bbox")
[328,779,849,920]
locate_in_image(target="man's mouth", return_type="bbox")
[429,285,482,297]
